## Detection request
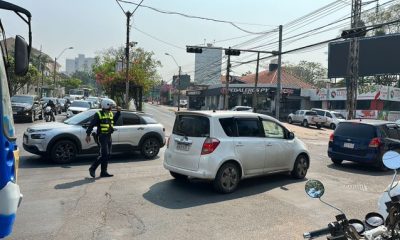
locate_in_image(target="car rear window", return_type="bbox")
[335,122,376,139]
[305,111,317,116]
[173,115,210,137]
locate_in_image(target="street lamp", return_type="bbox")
[165,53,182,111]
[53,46,73,97]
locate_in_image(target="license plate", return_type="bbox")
[13,111,17,115]
[177,143,190,151]
[344,143,354,149]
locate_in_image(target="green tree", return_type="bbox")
[93,46,162,105]
[285,61,327,86]
[7,56,39,96]
[59,78,82,93]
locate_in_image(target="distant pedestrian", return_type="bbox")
[85,99,121,178]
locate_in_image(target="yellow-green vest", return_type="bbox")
[97,111,114,134]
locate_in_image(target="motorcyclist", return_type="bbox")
[47,99,56,121]
[85,99,121,178]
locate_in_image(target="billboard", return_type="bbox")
[172,74,191,90]
[328,34,400,78]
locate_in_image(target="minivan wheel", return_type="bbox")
[302,120,309,128]
[170,171,188,180]
[288,117,293,124]
[291,155,309,179]
[316,124,322,129]
[141,137,160,159]
[331,158,343,165]
[213,162,240,194]
[376,158,389,171]
[50,140,77,164]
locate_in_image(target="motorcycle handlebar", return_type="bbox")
[303,226,330,239]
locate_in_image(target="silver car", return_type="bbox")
[23,109,166,163]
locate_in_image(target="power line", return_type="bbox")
[134,26,185,50]
[132,0,144,14]
[117,0,277,34]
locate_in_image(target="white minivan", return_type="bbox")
[164,111,310,193]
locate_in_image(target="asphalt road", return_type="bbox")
[7,104,395,240]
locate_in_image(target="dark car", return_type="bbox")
[328,120,400,170]
[11,95,43,122]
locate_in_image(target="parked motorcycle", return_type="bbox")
[303,151,400,240]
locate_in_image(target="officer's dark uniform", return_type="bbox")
[86,109,120,177]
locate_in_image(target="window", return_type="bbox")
[326,112,332,118]
[299,111,304,115]
[305,111,317,116]
[141,115,158,124]
[122,113,140,125]
[384,124,400,139]
[236,118,263,137]
[335,122,376,139]
[173,115,210,137]
[262,120,285,139]
[0,51,15,139]
[295,110,300,115]
[219,118,237,137]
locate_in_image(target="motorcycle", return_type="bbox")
[303,151,400,240]
[43,104,55,122]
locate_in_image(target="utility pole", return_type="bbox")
[275,25,283,120]
[177,66,182,111]
[125,11,133,109]
[224,48,231,110]
[347,0,362,119]
[253,52,260,112]
[36,45,42,96]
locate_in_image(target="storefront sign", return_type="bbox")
[187,91,202,96]
[310,85,400,102]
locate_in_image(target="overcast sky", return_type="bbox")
[1,0,391,82]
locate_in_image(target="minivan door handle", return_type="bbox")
[137,127,145,130]
[266,143,273,147]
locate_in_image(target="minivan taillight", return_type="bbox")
[329,133,334,143]
[201,138,220,155]
[369,138,382,148]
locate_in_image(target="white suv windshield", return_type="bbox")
[0,50,16,139]
[64,110,95,125]
[71,101,90,108]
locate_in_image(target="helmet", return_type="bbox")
[101,99,116,109]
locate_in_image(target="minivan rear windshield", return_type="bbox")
[335,122,376,139]
[173,115,210,137]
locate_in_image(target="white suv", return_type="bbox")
[164,111,310,193]
[23,109,165,163]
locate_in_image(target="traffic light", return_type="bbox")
[225,49,241,56]
[186,47,203,53]
[341,27,367,39]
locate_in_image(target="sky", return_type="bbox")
[0,0,390,83]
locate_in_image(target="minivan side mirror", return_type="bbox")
[288,132,295,140]
[14,35,29,76]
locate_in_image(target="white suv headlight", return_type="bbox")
[31,134,46,139]
[27,128,51,133]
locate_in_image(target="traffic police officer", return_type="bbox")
[85,99,121,178]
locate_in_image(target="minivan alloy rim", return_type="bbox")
[297,157,308,177]
[221,167,238,191]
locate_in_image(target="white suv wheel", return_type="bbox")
[214,163,240,194]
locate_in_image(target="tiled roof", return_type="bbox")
[222,69,315,89]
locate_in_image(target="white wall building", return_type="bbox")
[194,43,222,85]
[66,54,95,75]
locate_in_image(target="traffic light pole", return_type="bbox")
[224,49,231,110]
[275,25,283,120]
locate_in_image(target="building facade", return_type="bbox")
[65,54,95,75]
[194,43,222,85]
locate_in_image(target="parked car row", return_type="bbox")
[288,108,346,130]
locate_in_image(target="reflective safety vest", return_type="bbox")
[97,111,114,134]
